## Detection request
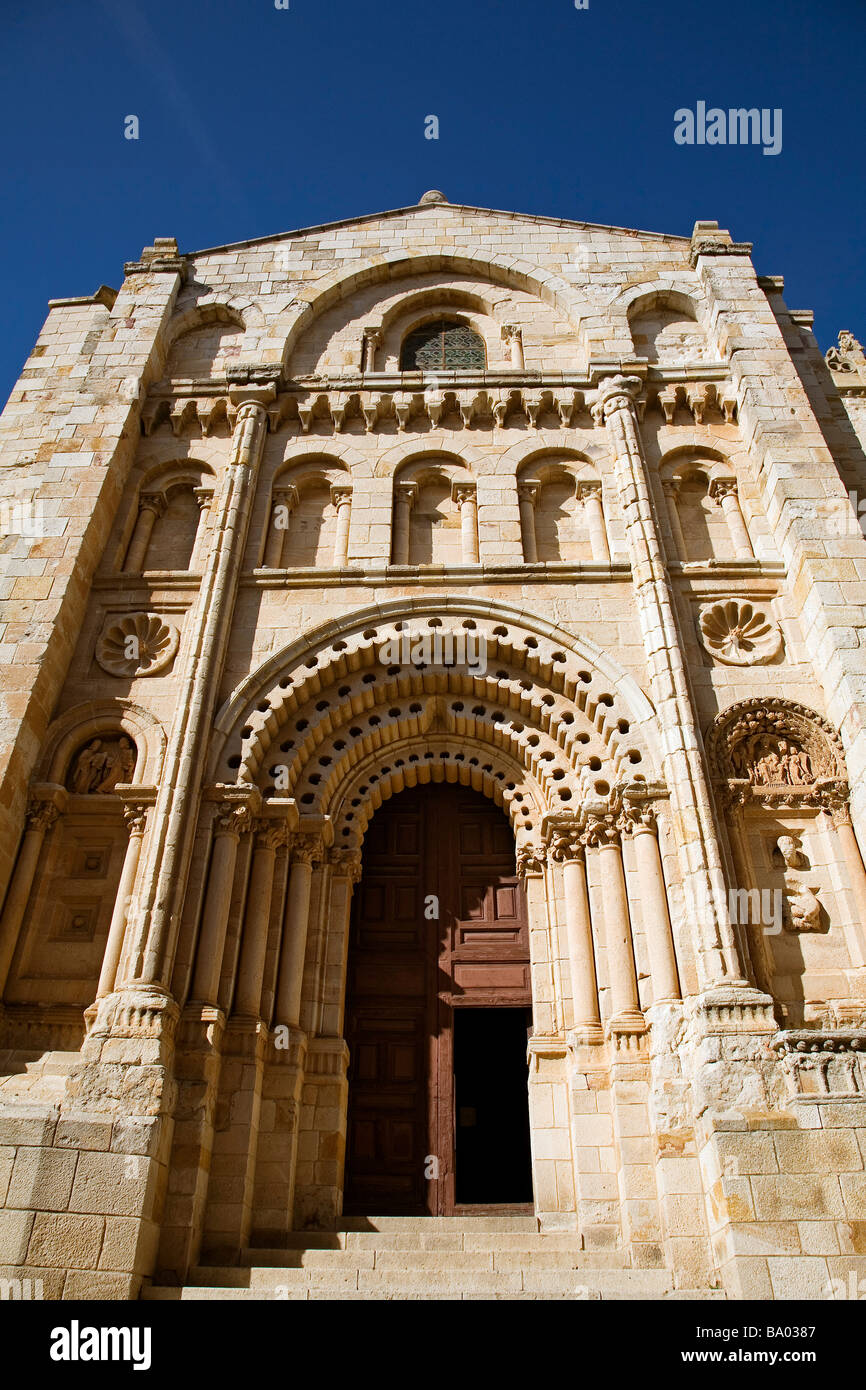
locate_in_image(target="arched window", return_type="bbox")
[400,318,486,371]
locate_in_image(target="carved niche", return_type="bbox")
[705,699,848,810]
[96,612,179,678]
[698,599,782,666]
[67,736,137,794]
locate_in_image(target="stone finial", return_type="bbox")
[418,189,448,205]
[826,330,866,375]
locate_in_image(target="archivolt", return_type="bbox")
[210,598,661,842]
[280,252,587,371]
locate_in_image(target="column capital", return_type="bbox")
[252,817,291,852]
[25,783,68,832]
[576,479,603,503]
[618,801,658,837]
[122,803,150,837]
[138,491,167,518]
[541,813,584,863]
[193,487,213,512]
[292,832,325,866]
[394,481,418,506]
[330,485,353,509]
[515,841,546,877]
[708,475,738,503]
[328,847,363,883]
[209,784,262,839]
[451,481,477,507]
[272,483,299,510]
[362,326,382,345]
[517,480,539,504]
[582,810,622,850]
[592,374,643,424]
[501,322,523,343]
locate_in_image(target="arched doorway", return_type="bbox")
[343,783,533,1215]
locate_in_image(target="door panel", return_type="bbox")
[343,785,531,1215]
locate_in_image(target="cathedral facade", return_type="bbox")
[1,193,866,1300]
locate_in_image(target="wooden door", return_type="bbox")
[343,785,530,1215]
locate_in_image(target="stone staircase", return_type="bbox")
[0,1049,80,1105]
[142,1216,726,1301]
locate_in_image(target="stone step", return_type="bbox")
[240,1245,625,1267]
[337,1215,540,1232]
[185,1264,676,1295]
[144,1275,722,1302]
[195,1249,627,1282]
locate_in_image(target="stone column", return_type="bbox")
[0,785,66,997]
[518,482,539,563]
[120,385,274,995]
[831,804,866,970]
[577,481,610,564]
[594,375,748,994]
[619,800,681,1005]
[452,482,480,564]
[502,323,525,369]
[662,478,688,561]
[545,821,603,1041]
[274,834,324,1028]
[330,486,352,568]
[391,482,417,565]
[362,327,381,373]
[97,802,150,1000]
[709,473,754,559]
[263,485,298,569]
[190,487,213,573]
[584,811,644,1031]
[189,791,260,1006]
[124,492,166,573]
[234,820,288,1019]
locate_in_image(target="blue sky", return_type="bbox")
[0,0,863,405]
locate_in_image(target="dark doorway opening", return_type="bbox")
[454,1007,533,1206]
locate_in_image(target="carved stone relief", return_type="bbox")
[68,736,137,794]
[698,600,782,666]
[96,612,179,678]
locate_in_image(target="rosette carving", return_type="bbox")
[96,612,179,678]
[698,600,781,666]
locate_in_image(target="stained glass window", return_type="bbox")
[400,318,486,371]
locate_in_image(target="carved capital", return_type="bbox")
[292,833,324,867]
[501,323,523,344]
[517,482,539,506]
[394,482,418,509]
[328,847,363,883]
[330,486,353,510]
[25,796,62,834]
[252,818,289,852]
[122,804,149,837]
[451,482,477,508]
[708,477,738,504]
[516,842,546,877]
[592,374,643,424]
[139,491,167,519]
[618,801,658,837]
[582,811,621,850]
[576,480,602,505]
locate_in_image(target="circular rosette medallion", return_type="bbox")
[96,612,179,677]
[698,600,782,666]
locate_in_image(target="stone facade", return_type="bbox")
[1,193,866,1300]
